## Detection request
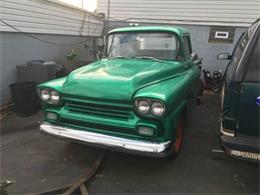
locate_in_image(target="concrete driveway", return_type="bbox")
[1,94,259,194]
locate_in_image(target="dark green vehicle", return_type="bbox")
[38,26,202,158]
[218,19,260,161]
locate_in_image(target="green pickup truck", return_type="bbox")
[38,26,202,158]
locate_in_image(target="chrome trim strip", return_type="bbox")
[220,122,235,137]
[234,21,259,82]
[40,122,171,154]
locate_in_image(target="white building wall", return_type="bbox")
[97,0,260,27]
[0,0,105,106]
[0,0,104,36]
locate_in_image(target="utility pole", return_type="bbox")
[107,0,110,27]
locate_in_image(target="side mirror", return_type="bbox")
[96,50,102,61]
[191,53,198,61]
[217,53,231,60]
[191,53,202,65]
[194,58,203,65]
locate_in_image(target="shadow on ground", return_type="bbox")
[87,95,259,194]
[1,114,101,194]
[0,95,259,194]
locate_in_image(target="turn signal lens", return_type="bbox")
[138,126,154,136]
[46,112,58,120]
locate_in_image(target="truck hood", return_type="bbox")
[62,59,182,101]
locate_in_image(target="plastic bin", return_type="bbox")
[16,61,60,83]
[9,82,39,117]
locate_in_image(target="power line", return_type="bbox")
[0,19,103,46]
[79,13,87,36]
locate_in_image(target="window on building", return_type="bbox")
[58,0,97,12]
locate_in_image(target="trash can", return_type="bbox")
[9,82,39,117]
[16,60,61,83]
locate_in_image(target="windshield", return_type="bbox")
[106,32,180,61]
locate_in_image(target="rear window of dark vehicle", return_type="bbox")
[244,34,260,82]
[225,32,248,81]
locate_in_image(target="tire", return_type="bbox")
[196,79,204,105]
[167,114,185,160]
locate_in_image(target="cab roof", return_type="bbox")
[108,26,189,36]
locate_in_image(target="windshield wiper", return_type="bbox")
[133,56,162,62]
[107,56,163,62]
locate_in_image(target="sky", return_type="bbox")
[60,0,97,12]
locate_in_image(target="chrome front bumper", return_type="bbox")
[40,122,171,157]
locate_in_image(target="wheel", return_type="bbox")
[168,114,185,160]
[196,79,204,105]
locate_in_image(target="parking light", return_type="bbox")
[46,112,58,121]
[138,126,154,136]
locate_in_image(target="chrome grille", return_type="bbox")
[65,100,132,120]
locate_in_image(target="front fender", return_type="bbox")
[133,73,192,116]
[133,72,198,141]
[37,77,67,92]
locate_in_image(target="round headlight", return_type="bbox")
[40,89,50,101]
[137,100,150,113]
[50,91,60,104]
[151,101,165,116]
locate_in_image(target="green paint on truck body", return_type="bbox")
[38,26,201,152]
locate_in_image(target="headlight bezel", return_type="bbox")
[136,99,150,114]
[151,101,165,116]
[40,89,50,101]
[134,98,166,117]
[49,90,60,104]
[39,88,61,105]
